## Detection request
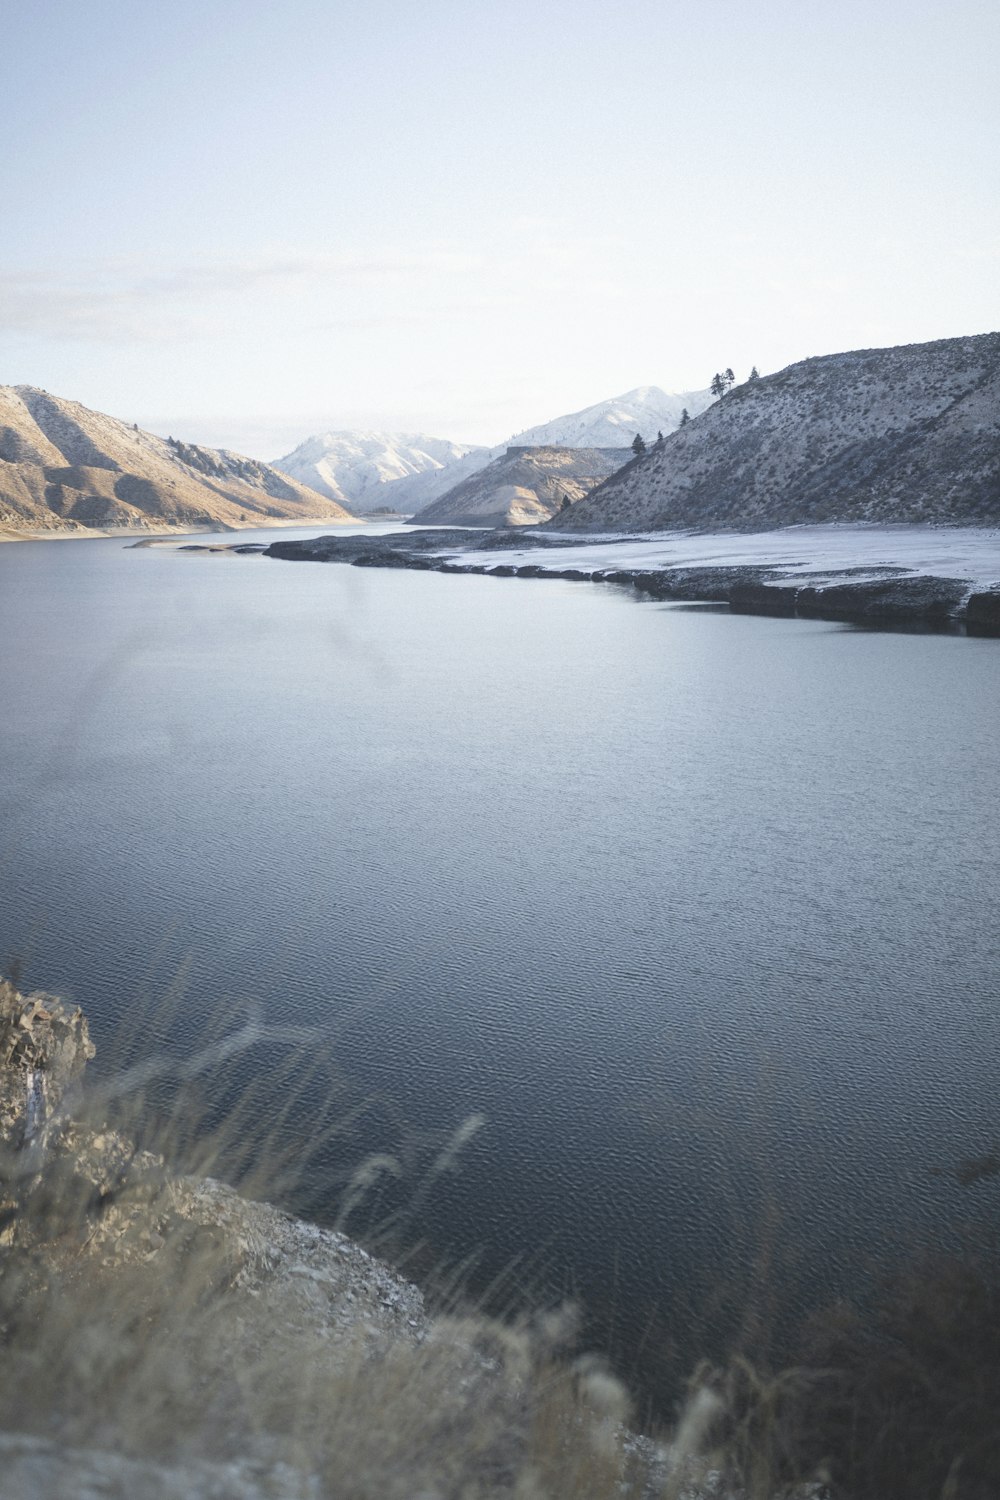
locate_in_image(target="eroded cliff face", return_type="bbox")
[0,979,94,1163]
[549,333,1000,533]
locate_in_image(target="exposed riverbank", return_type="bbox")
[255,524,1000,634]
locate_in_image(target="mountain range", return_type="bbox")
[273,385,712,520]
[271,431,489,512]
[0,386,353,537]
[7,337,993,542]
[548,334,1000,532]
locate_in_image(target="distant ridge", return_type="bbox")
[547,334,1000,533]
[275,384,714,521]
[0,386,354,537]
[405,384,713,526]
[272,431,489,512]
[507,383,713,450]
[405,445,630,528]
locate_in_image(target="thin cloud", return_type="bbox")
[0,248,495,343]
[0,240,624,345]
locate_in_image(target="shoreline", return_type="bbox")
[0,513,356,545]
[254,523,1000,636]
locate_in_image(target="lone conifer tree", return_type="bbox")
[679,408,690,426]
[559,493,571,511]
[724,367,735,390]
[710,373,724,398]
[631,433,647,457]
[748,365,760,382]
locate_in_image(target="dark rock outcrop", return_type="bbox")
[794,575,969,624]
[965,590,1000,635]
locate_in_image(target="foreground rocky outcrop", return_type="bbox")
[0,386,356,538]
[4,979,984,1497]
[1,978,717,1500]
[260,527,1000,634]
[545,332,1000,533]
[0,978,94,1164]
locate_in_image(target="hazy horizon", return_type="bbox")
[3,0,998,458]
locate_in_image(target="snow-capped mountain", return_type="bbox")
[402,386,715,526]
[507,385,714,450]
[273,385,715,518]
[272,432,489,511]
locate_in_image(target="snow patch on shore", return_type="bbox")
[432,525,1000,587]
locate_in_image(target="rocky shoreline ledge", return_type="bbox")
[0,977,733,1500]
[3,982,992,1496]
[253,528,1000,635]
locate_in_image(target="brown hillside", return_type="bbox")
[408,445,630,528]
[0,386,356,536]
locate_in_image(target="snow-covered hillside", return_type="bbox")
[403,386,714,526]
[550,334,1000,533]
[272,432,488,510]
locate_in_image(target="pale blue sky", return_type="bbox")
[2,0,997,454]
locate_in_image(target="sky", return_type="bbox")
[1,0,998,457]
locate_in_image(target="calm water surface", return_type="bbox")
[1,525,998,1405]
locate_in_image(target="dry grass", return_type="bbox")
[776,1244,1000,1499]
[0,990,670,1499]
[0,1193,660,1497]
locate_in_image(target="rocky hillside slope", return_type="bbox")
[549,333,1000,532]
[405,446,631,528]
[273,429,489,512]
[0,386,355,537]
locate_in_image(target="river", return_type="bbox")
[1,523,997,1410]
